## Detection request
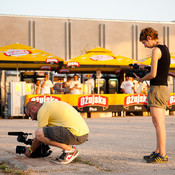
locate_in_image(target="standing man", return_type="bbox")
[62,76,72,94]
[134,27,170,163]
[41,72,54,94]
[25,101,89,164]
[120,75,136,94]
[35,79,41,94]
[70,74,82,94]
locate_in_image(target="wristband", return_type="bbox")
[138,78,143,82]
[28,147,33,153]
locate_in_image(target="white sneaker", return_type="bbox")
[56,146,79,164]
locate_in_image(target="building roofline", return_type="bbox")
[0,14,174,24]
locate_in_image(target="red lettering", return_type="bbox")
[168,95,175,106]
[78,95,108,108]
[66,62,79,67]
[124,95,148,106]
[4,50,32,56]
[45,58,59,63]
[29,95,61,103]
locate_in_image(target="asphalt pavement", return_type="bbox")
[0,116,175,175]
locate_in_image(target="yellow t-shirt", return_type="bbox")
[37,101,89,136]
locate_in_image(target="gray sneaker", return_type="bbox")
[56,146,79,164]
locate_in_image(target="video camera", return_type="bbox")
[126,63,151,78]
[8,132,52,158]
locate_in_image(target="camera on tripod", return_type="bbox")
[126,63,151,78]
[8,131,52,158]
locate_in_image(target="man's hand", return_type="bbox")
[138,65,146,70]
[133,73,140,82]
[25,147,32,157]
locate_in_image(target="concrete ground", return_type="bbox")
[0,116,175,175]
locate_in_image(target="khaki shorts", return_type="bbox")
[43,126,88,145]
[148,85,170,109]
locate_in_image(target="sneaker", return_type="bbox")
[143,151,158,160]
[56,147,78,161]
[56,146,79,165]
[147,153,168,163]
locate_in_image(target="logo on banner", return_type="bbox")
[4,50,32,56]
[67,62,79,67]
[168,72,175,77]
[78,95,108,111]
[90,55,115,61]
[29,95,61,103]
[124,94,148,109]
[59,68,70,73]
[115,69,121,74]
[40,65,51,70]
[168,95,175,106]
[45,58,59,63]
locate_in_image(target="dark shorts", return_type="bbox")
[43,126,88,145]
[148,85,170,109]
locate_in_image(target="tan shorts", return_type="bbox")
[43,126,88,145]
[148,85,170,109]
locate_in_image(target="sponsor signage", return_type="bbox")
[4,49,32,56]
[29,95,61,103]
[84,74,92,78]
[59,68,70,73]
[168,95,175,106]
[115,69,121,74]
[25,93,175,113]
[168,72,175,77]
[78,95,108,110]
[90,55,115,61]
[45,58,59,63]
[124,94,148,106]
[67,62,79,67]
[40,65,51,70]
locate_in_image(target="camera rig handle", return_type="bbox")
[8,132,32,136]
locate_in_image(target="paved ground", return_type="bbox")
[0,116,175,175]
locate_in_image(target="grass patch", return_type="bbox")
[0,162,25,175]
[74,157,94,166]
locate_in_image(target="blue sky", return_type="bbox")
[0,0,175,22]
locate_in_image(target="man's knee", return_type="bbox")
[35,128,45,141]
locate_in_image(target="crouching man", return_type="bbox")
[25,101,89,164]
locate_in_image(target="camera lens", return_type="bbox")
[16,146,26,154]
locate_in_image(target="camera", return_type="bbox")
[126,63,151,78]
[8,131,52,158]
